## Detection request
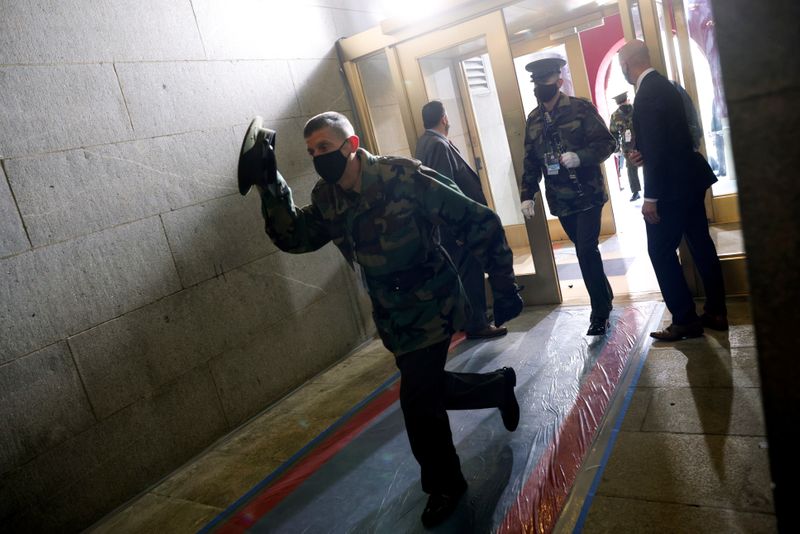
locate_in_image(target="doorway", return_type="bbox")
[504,27,659,305]
[618,0,747,293]
[337,0,742,307]
[390,10,562,305]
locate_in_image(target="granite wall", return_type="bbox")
[709,0,799,531]
[0,1,382,531]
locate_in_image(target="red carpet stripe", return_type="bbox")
[497,307,640,534]
[211,332,466,533]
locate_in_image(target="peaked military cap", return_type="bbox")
[524,57,566,83]
[613,91,629,105]
[238,116,277,195]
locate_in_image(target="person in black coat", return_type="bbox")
[618,40,728,341]
[415,100,507,339]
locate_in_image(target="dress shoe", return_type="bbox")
[421,480,468,528]
[629,192,640,201]
[700,313,729,331]
[497,367,519,432]
[650,321,704,341]
[466,325,508,339]
[586,318,609,335]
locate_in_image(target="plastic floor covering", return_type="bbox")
[200,301,661,534]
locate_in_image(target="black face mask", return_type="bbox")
[313,139,349,184]
[534,83,559,102]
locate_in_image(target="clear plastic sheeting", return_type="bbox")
[203,302,660,534]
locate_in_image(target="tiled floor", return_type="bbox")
[579,298,776,533]
[88,298,775,533]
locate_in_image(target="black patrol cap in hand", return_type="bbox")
[524,57,566,84]
[238,116,278,196]
[613,91,628,105]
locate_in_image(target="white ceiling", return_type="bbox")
[503,0,613,36]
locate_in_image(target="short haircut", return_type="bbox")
[421,100,446,129]
[618,39,651,68]
[303,111,354,139]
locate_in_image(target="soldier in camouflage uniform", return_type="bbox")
[609,91,641,201]
[251,111,523,528]
[519,57,616,335]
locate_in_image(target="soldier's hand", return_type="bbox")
[493,284,524,327]
[626,149,644,167]
[642,200,660,224]
[521,199,535,220]
[560,151,581,168]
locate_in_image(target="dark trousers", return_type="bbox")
[559,205,614,321]
[646,193,727,324]
[441,231,488,332]
[627,162,641,193]
[395,338,506,494]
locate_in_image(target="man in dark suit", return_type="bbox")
[415,100,507,339]
[618,40,728,341]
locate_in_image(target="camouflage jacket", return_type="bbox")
[521,92,616,217]
[260,148,516,355]
[609,104,635,153]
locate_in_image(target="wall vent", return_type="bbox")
[463,57,490,95]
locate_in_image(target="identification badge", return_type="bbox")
[624,129,632,143]
[545,152,560,175]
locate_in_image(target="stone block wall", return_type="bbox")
[0,1,382,531]
[710,0,800,530]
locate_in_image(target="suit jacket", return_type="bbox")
[633,70,716,202]
[415,129,487,205]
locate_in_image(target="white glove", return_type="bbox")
[521,199,535,219]
[560,151,581,168]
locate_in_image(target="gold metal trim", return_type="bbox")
[711,193,741,224]
[341,60,379,153]
[618,0,637,41]
[636,0,669,74]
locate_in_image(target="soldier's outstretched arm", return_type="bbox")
[414,170,515,289]
[258,171,331,254]
[416,172,522,324]
[412,167,522,324]
[576,102,617,165]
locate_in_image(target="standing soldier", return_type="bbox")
[609,91,642,201]
[239,111,523,528]
[519,57,616,335]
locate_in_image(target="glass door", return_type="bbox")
[414,41,526,263]
[394,11,560,304]
[618,0,747,294]
[620,0,739,226]
[672,0,739,215]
